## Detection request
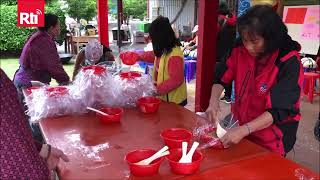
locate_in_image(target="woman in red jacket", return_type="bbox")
[206,5,303,156]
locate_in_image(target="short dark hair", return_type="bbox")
[148,16,181,58]
[219,0,230,16]
[237,5,291,57]
[38,13,59,32]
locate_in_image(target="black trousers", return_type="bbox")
[215,62,232,98]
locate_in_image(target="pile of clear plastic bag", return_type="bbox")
[193,112,238,150]
[25,65,156,123]
[85,39,103,63]
[114,72,156,107]
[72,65,121,108]
[25,86,85,123]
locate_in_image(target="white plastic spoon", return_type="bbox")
[87,107,109,116]
[178,141,188,163]
[184,142,200,163]
[179,142,200,163]
[135,146,169,165]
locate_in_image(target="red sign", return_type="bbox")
[284,8,307,24]
[17,0,45,27]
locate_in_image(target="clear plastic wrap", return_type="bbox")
[192,113,238,150]
[25,86,85,123]
[114,72,156,107]
[72,65,121,108]
[85,39,103,63]
[295,168,318,180]
[25,66,156,122]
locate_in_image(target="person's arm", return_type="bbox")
[0,69,49,178]
[220,111,273,148]
[72,50,85,80]
[265,55,302,123]
[136,50,155,63]
[157,56,184,95]
[205,49,236,122]
[44,40,70,84]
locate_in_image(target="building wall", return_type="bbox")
[149,0,196,32]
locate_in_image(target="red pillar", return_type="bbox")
[97,0,109,47]
[195,0,218,112]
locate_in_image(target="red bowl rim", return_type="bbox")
[25,86,41,94]
[166,148,204,164]
[138,96,161,105]
[82,65,106,74]
[120,72,142,79]
[124,149,165,167]
[160,128,193,142]
[45,86,69,97]
[98,107,124,116]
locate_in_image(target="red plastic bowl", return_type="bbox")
[166,148,203,175]
[82,65,106,75]
[25,86,41,95]
[160,128,192,149]
[96,107,124,123]
[125,149,165,177]
[120,51,139,65]
[46,86,69,97]
[120,72,141,80]
[137,96,161,113]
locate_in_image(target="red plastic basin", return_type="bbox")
[120,51,139,65]
[137,96,161,113]
[96,107,123,123]
[120,72,141,80]
[125,149,164,177]
[82,65,106,75]
[160,128,192,149]
[46,86,69,97]
[166,148,203,175]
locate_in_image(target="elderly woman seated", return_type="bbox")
[72,40,115,80]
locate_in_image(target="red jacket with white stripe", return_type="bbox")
[215,40,303,155]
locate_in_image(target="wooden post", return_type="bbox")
[97,0,109,47]
[195,0,218,112]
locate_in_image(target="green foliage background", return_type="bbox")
[0,1,66,52]
[66,0,97,22]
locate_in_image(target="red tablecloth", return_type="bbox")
[39,103,317,179]
[185,153,319,180]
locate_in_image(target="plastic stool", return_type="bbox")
[303,72,320,103]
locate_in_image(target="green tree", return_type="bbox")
[123,0,147,20]
[0,0,67,52]
[0,0,57,5]
[45,0,67,45]
[66,0,97,22]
